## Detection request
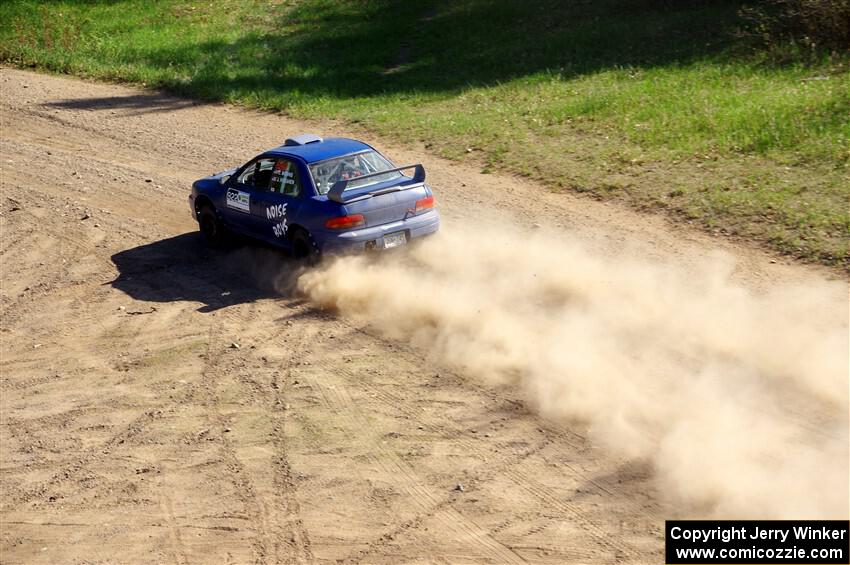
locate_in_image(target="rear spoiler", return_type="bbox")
[327,164,425,204]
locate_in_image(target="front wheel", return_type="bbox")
[198,205,227,247]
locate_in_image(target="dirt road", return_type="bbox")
[0,68,845,564]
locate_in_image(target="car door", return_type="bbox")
[249,157,304,247]
[225,158,271,235]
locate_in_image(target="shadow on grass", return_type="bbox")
[139,0,747,104]
[109,232,308,313]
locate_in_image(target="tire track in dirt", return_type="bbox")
[194,309,274,564]
[160,494,190,565]
[1,408,165,510]
[323,322,659,497]
[0,180,121,323]
[312,359,649,563]
[7,109,200,184]
[0,372,64,392]
[268,327,315,565]
[222,301,317,564]
[366,382,658,527]
[352,327,593,446]
[195,304,317,564]
[253,306,317,565]
[348,326,664,506]
[302,370,529,565]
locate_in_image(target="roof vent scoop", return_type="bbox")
[284,133,323,146]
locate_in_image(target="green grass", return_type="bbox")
[2,0,848,265]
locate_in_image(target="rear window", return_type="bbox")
[309,150,402,195]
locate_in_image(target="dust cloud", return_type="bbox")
[297,222,849,518]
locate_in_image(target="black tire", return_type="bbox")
[291,229,320,264]
[198,204,226,247]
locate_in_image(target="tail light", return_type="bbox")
[325,214,365,230]
[415,195,435,214]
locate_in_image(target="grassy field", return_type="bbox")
[2,0,848,265]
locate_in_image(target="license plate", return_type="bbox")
[383,231,407,249]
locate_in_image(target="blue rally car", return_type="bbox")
[188,134,440,259]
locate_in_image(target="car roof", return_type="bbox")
[266,137,373,164]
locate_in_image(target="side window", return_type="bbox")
[237,158,276,190]
[236,162,257,185]
[270,159,301,197]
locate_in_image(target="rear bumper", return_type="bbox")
[318,210,440,255]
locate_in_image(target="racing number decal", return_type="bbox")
[226,188,250,213]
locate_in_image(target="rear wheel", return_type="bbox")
[291,229,320,264]
[198,204,226,246]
